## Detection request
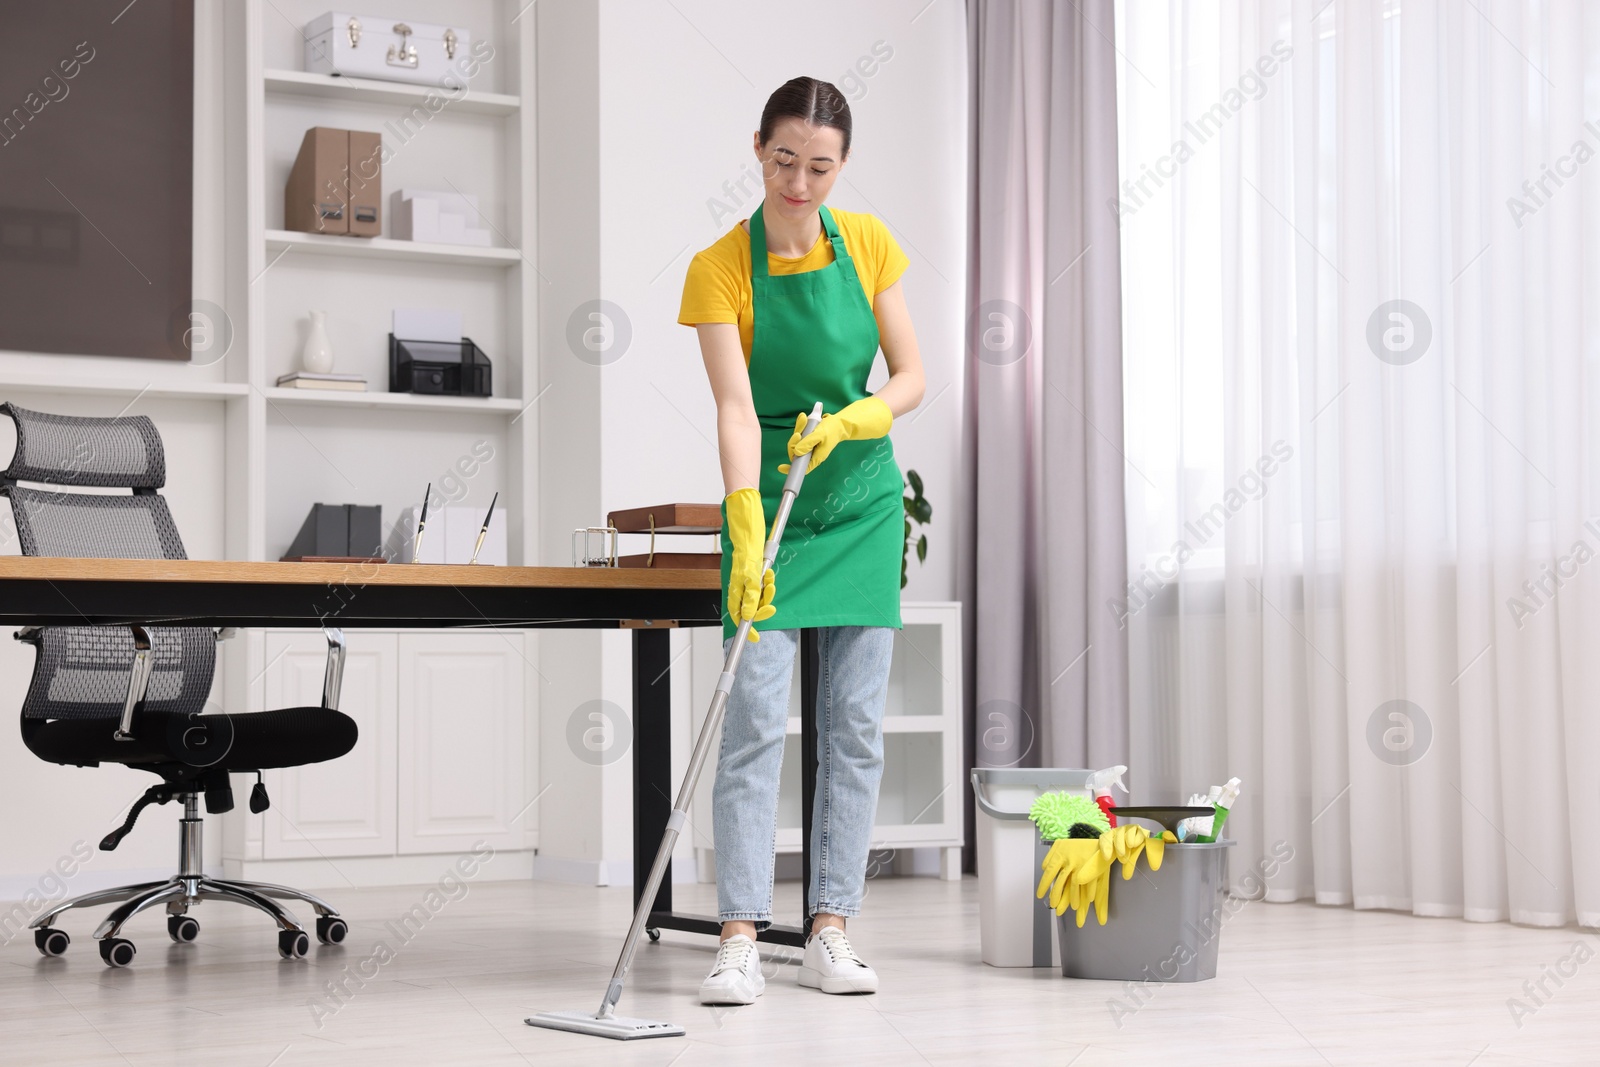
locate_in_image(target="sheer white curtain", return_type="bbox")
[1115,0,1600,926]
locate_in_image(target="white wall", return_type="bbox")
[0,3,234,903]
[0,0,969,897]
[534,0,969,882]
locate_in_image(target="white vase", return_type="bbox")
[301,311,335,374]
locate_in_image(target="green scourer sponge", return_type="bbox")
[1028,792,1110,842]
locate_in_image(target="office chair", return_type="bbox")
[0,403,359,968]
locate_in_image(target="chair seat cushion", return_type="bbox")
[26,707,358,772]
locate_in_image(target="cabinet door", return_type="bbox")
[397,633,525,853]
[261,631,397,859]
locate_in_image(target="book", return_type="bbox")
[277,371,367,391]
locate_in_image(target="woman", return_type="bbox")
[677,76,925,1006]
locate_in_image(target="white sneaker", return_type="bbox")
[798,926,878,994]
[699,934,764,1005]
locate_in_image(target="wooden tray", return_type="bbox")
[618,552,721,570]
[607,502,721,534]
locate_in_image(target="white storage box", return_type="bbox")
[391,189,492,246]
[971,768,1095,967]
[305,12,473,87]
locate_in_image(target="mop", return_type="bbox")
[527,401,825,1041]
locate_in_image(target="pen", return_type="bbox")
[412,483,431,564]
[468,491,499,565]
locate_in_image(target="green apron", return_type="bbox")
[718,202,904,641]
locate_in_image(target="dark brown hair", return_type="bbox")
[759,77,853,160]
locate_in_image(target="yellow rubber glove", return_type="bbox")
[1146,830,1176,872]
[1070,844,1114,926]
[1038,839,1097,918]
[777,396,893,475]
[1101,824,1151,881]
[1037,839,1076,908]
[723,487,776,643]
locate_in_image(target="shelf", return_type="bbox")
[263,68,520,117]
[261,387,524,415]
[265,230,522,268]
[0,376,249,401]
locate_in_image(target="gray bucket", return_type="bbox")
[1056,839,1233,982]
[970,768,1096,968]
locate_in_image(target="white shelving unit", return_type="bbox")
[265,229,524,267]
[0,377,250,401]
[260,386,525,414]
[218,0,541,886]
[692,601,966,883]
[264,68,522,116]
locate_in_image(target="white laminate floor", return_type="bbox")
[1,874,1595,1066]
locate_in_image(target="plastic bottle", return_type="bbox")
[1176,791,1210,841]
[1197,778,1242,843]
[1088,765,1127,828]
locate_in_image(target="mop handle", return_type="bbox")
[596,402,825,1019]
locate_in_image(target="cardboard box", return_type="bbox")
[347,130,383,236]
[284,126,383,237]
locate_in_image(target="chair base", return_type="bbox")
[28,792,345,966]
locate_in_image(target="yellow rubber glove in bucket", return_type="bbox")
[1038,839,1114,927]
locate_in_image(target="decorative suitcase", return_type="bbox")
[304,12,473,87]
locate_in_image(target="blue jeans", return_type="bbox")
[713,626,895,930]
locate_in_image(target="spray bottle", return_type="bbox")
[1179,785,1222,841]
[1196,778,1242,843]
[1088,765,1127,828]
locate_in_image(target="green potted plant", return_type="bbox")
[902,469,930,589]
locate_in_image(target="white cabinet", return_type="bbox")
[261,631,397,858]
[397,633,525,853]
[692,601,965,881]
[251,629,526,863]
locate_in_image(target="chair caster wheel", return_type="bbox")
[278,929,309,959]
[35,928,69,957]
[168,915,200,943]
[646,927,661,943]
[316,916,348,945]
[99,938,136,968]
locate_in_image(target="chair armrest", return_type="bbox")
[13,626,41,644]
[322,628,347,710]
[115,625,154,741]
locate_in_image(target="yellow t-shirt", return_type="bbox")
[677,207,910,364]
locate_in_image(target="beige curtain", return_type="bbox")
[961,0,1129,856]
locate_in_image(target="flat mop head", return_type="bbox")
[525,1010,685,1041]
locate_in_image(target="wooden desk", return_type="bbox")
[0,556,720,629]
[0,557,821,948]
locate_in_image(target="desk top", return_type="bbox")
[0,557,722,629]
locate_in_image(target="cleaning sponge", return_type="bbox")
[1028,791,1110,842]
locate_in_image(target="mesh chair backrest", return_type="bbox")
[8,488,186,560]
[0,403,166,488]
[27,627,214,721]
[1,404,213,722]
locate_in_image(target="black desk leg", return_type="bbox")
[799,628,820,942]
[632,627,673,920]
[629,626,814,949]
